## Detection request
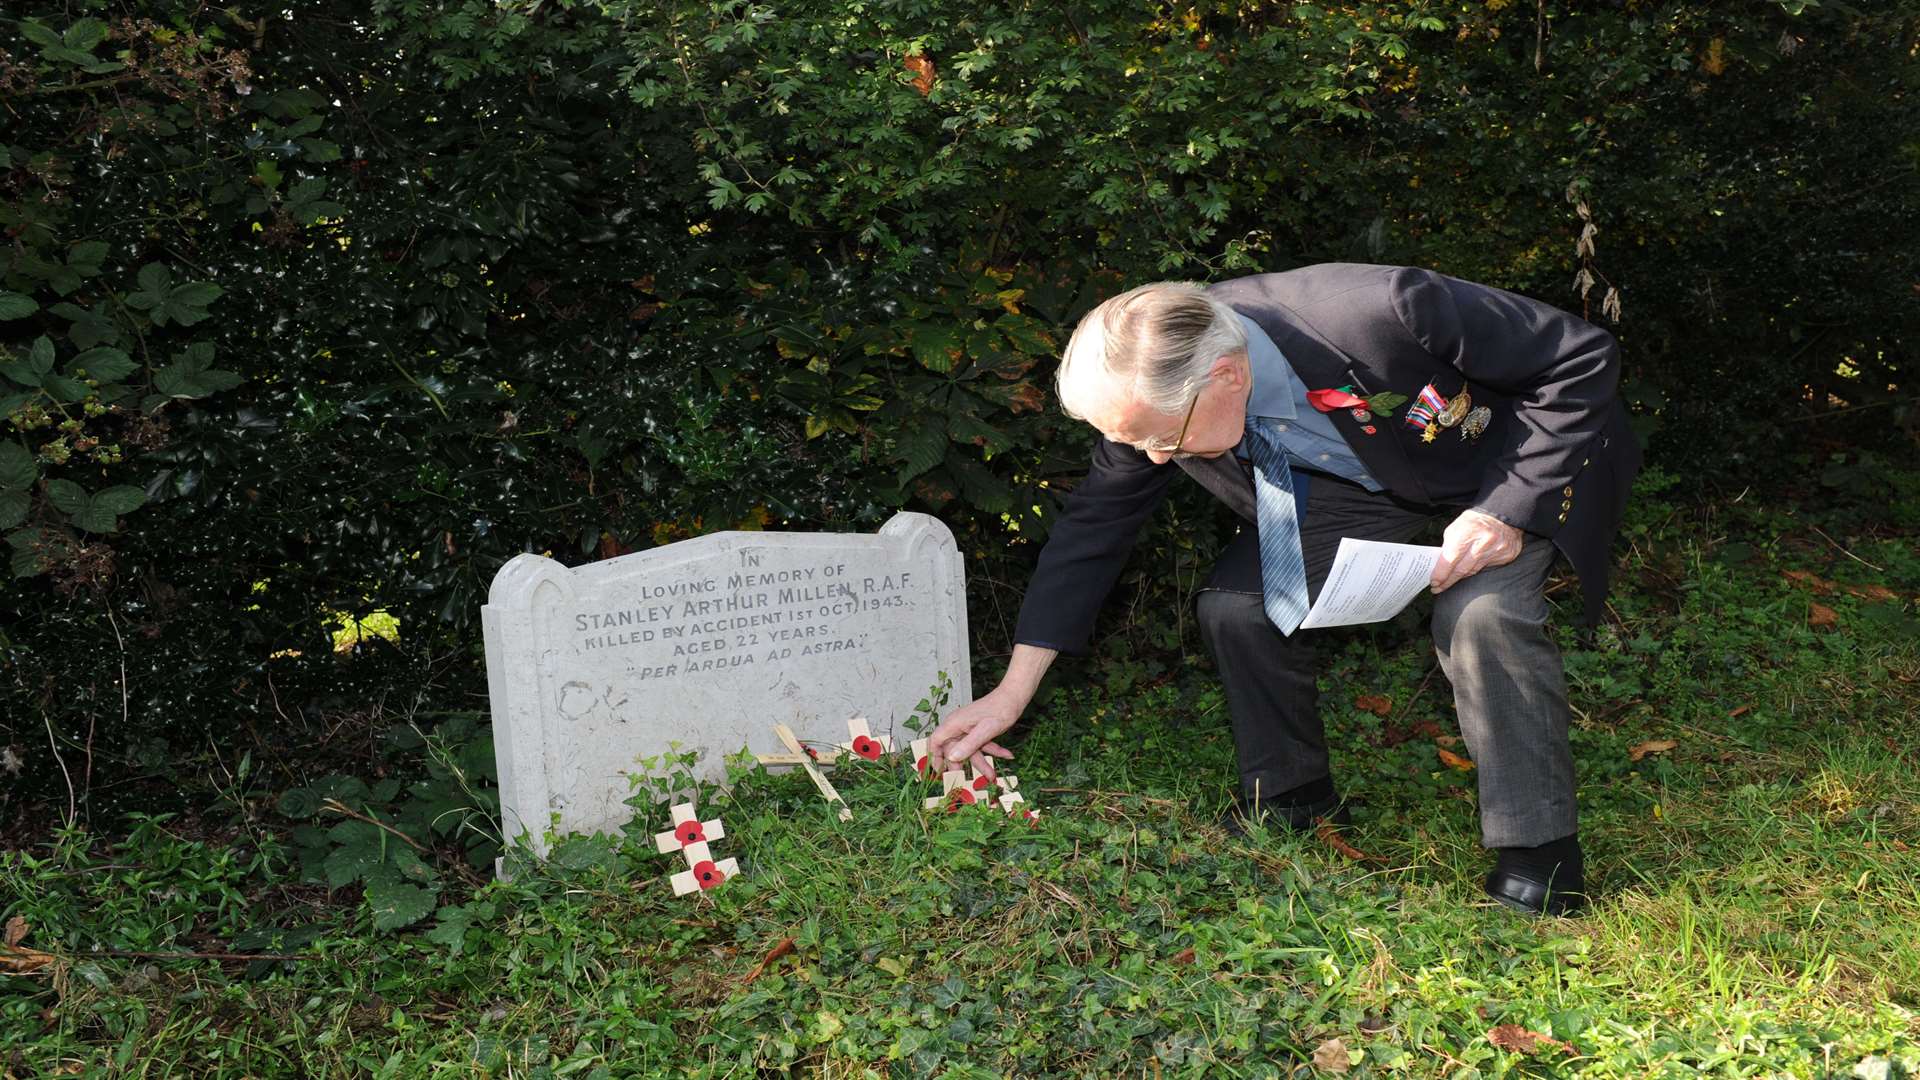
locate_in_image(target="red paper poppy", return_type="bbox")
[673,820,705,845]
[851,735,883,760]
[1306,388,1367,412]
[915,755,930,777]
[693,860,725,889]
[948,788,976,809]
[971,774,992,791]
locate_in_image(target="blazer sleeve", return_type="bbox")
[1012,435,1177,655]
[1388,267,1621,536]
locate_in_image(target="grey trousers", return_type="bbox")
[1195,470,1579,849]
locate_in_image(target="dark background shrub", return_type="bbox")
[1,0,1912,824]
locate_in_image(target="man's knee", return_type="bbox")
[1434,587,1548,665]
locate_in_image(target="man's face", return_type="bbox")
[1085,352,1252,465]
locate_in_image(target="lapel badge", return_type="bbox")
[1350,407,1372,423]
[1461,405,1492,441]
[1362,424,1378,435]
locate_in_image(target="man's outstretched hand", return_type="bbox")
[1430,508,1523,593]
[926,688,1022,780]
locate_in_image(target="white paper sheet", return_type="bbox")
[1298,538,1442,629]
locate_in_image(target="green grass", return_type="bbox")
[4,484,1919,1077]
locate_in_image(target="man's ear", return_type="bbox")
[1211,351,1250,391]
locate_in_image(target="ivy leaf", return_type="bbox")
[425,904,476,954]
[366,881,437,932]
[0,443,37,492]
[70,347,136,383]
[276,787,323,819]
[0,292,37,321]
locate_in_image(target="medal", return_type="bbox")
[1437,388,1472,428]
[1461,406,1492,441]
[1421,421,1439,443]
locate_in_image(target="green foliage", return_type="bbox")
[1,0,1914,817]
[275,716,499,931]
[4,520,1919,1074]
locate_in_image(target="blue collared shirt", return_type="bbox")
[1234,314,1382,492]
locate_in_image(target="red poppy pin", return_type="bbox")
[851,735,883,760]
[674,820,705,845]
[693,860,725,889]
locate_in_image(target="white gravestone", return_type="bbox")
[483,511,970,858]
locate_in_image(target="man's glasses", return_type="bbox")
[1140,386,1202,456]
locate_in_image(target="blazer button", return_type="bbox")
[1561,500,1572,510]
[1562,486,1575,497]
[1557,512,1568,523]
[1582,458,1590,467]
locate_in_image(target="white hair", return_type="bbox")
[1055,282,1248,422]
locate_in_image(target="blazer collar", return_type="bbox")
[1234,297,1431,503]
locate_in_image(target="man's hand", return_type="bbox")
[1430,508,1523,593]
[926,689,1021,780]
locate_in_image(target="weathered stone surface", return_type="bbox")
[483,512,968,859]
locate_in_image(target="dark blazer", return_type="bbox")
[1014,263,1642,654]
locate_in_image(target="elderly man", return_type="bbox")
[927,263,1639,916]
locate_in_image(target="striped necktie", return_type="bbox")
[1246,418,1311,635]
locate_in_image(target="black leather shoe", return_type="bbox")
[1221,793,1352,838]
[1483,867,1588,917]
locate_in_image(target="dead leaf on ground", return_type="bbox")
[742,936,795,986]
[1317,822,1384,864]
[3,917,25,947]
[1437,747,1476,771]
[1783,569,1837,595]
[1727,704,1751,719]
[1783,570,1903,604]
[1809,602,1839,628]
[0,943,57,975]
[1487,1024,1567,1055]
[1170,947,1196,965]
[1628,738,1678,762]
[1312,1037,1352,1073]
[1354,693,1393,717]
[1435,733,1461,748]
